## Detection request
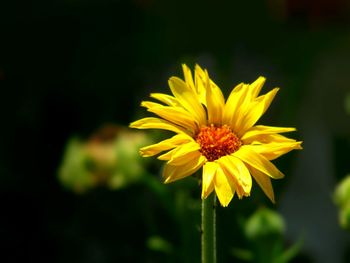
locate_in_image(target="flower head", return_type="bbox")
[130,64,302,206]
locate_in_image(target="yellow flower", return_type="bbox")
[130,64,302,206]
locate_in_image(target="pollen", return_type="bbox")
[196,124,242,162]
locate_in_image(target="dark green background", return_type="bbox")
[1,0,350,262]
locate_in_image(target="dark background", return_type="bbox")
[1,0,350,262]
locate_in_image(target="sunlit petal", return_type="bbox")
[141,101,198,133]
[249,76,266,98]
[202,161,219,199]
[194,64,207,105]
[249,141,303,160]
[222,82,244,125]
[214,166,235,207]
[150,93,180,107]
[205,70,225,125]
[182,64,195,91]
[163,155,206,183]
[218,155,252,198]
[168,77,206,125]
[140,134,193,157]
[244,133,298,145]
[237,88,279,136]
[223,83,250,131]
[158,141,201,166]
[241,125,296,143]
[233,145,284,179]
[247,164,275,203]
[130,117,187,134]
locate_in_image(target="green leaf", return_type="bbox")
[230,247,254,261]
[276,236,304,263]
[146,235,173,254]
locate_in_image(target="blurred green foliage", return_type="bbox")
[232,207,303,263]
[334,175,350,229]
[245,207,285,240]
[58,125,153,192]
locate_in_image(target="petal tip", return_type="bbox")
[277,172,285,179]
[297,141,303,149]
[129,121,137,128]
[163,174,173,184]
[217,197,230,207]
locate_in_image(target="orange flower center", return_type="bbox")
[195,124,242,161]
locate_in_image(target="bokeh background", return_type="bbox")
[1,0,350,262]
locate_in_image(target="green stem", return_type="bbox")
[201,193,216,263]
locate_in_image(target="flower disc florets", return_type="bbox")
[196,124,242,162]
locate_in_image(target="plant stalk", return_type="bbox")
[201,193,216,263]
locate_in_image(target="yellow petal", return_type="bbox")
[129,117,187,134]
[182,64,195,91]
[249,76,266,98]
[214,166,235,207]
[224,83,251,131]
[218,155,252,198]
[233,145,284,179]
[141,101,198,134]
[231,80,263,131]
[158,141,201,166]
[249,141,303,160]
[150,93,180,107]
[244,133,298,145]
[139,134,192,157]
[167,150,201,166]
[241,125,296,143]
[202,161,218,199]
[203,181,214,199]
[163,155,206,183]
[168,77,206,125]
[194,64,207,105]
[157,141,199,160]
[205,70,225,125]
[236,88,279,136]
[247,165,275,203]
[222,83,245,125]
